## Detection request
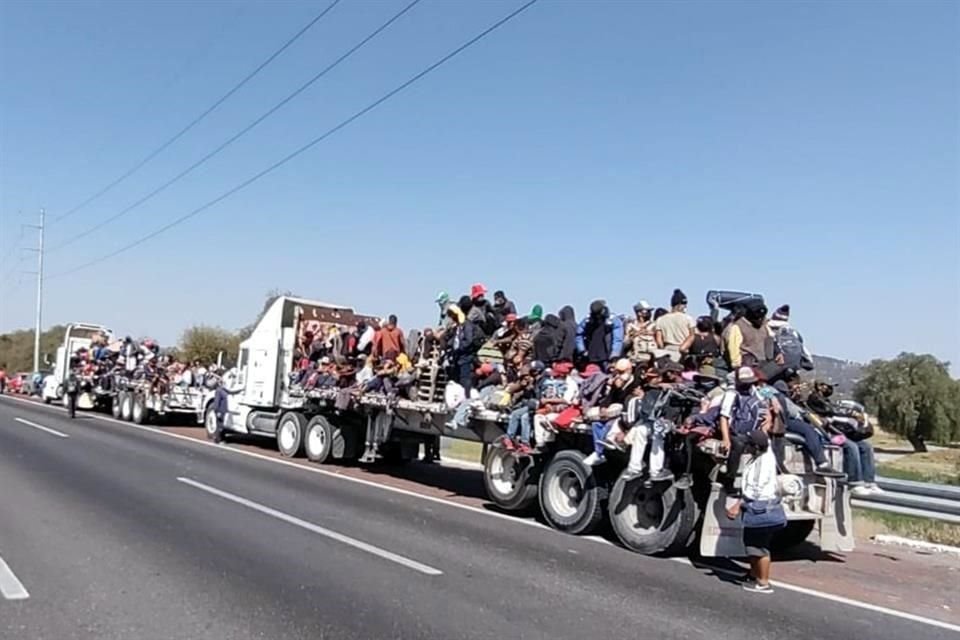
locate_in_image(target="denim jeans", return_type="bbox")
[452,387,495,428]
[785,419,827,465]
[842,439,876,484]
[591,420,614,457]
[507,406,532,444]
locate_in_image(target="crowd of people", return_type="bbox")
[68,334,222,394]
[287,284,877,492]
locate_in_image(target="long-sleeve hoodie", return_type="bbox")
[576,308,624,364]
[558,305,577,362]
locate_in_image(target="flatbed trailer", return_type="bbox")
[110,377,212,426]
[213,296,855,557]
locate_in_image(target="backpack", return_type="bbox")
[776,327,813,371]
[730,392,764,435]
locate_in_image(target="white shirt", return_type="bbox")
[742,449,779,501]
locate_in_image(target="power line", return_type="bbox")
[52,0,342,224]
[49,0,423,253]
[47,0,539,281]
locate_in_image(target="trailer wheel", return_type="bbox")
[539,450,608,535]
[771,520,815,551]
[665,490,701,556]
[304,415,334,464]
[609,474,690,555]
[276,412,306,457]
[131,396,149,425]
[483,447,539,512]
[120,393,134,422]
[111,395,123,419]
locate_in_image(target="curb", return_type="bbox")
[871,534,960,558]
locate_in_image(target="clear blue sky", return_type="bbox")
[1,0,957,369]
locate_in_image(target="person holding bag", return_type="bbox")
[726,430,786,594]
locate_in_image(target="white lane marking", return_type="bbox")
[2,395,958,633]
[177,476,443,577]
[13,417,69,438]
[0,556,29,600]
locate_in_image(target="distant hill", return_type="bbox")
[809,355,864,398]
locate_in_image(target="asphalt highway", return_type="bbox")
[0,398,955,639]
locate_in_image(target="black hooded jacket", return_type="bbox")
[558,306,577,362]
[533,314,563,364]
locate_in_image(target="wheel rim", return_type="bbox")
[623,484,665,533]
[490,452,519,496]
[279,421,297,451]
[547,468,584,518]
[307,425,326,456]
[122,397,132,417]
[133,403,142,421]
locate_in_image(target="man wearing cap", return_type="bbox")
[654,289,695,362]
[576,300,625,366]
[718,367,772,495]
[626,300,657,363]
[770,380,835,474]
[467,283,497,337]
[532,361,580,450]
[584,358,635,466]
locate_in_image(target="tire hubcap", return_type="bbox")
[548,469,584,518]
[308,427,326,454]
[280,422,296,450]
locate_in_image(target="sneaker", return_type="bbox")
[622,467,643,481]
[501,437,515,451]
[850,485,872,498]
[516,443,533,455]
[649,469,675,483]
[583,452,606,466]
[815,462,843,477]
[742,582,773,594]
[867,483,885,495]
[674,474,692,490]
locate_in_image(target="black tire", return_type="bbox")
[120,393,134,422]
[771,520,815,551]
[203,403,219,441]
[111,395,122,419]
[538,450,608,535]
[131,395,149,425]
[304,415,334,464]
[664,490,701,556]
[483,446,539,512]
[276,412,306,457]
[609,474,689,555]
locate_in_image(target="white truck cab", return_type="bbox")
[42,322,111,405]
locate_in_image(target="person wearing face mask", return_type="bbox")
[718,367,772,496]
[626,300,658,363]
[724,302,784,380]
[576,300,625,366]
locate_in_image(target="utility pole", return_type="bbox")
[24,208,45,372]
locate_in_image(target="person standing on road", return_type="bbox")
[726,429,786,594]
[0,365,6,394]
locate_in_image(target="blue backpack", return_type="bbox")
[731,392,764,435]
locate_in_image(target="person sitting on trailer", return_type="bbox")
[492,314,533,373]
[615,382,673,484]
[718,367,772,497]
[583,358,635,467]
[680,315,723,373]
[532,361,580,450]
[576,300,625,366]
[446,304,484,395]
[502,362,542,453]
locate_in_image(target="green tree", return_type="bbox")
[854,353,960,451]
[178,325,241,369]
[0,325,68,372]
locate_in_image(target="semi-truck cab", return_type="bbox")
[42,322,112,408]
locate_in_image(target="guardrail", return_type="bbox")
[853,477,960,524]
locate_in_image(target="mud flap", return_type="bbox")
[699,484,745,558]
[819,481,855,553]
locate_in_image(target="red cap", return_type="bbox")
[505,313,518,323]
[475,362,494,376]
[581,364,601,377]
[470,283,487,299]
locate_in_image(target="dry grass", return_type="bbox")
[442,438,485,463]
[854,508,960,547]
[877,448,960,485]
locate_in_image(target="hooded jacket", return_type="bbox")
[576,304,624,364]
[533,314,563,363]
[558,305,577,362]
